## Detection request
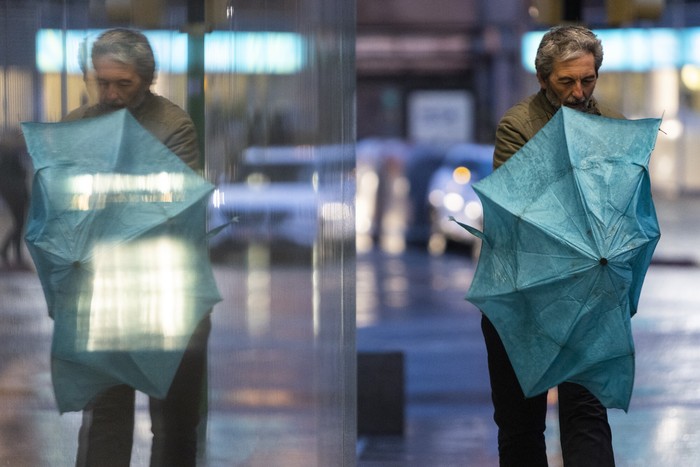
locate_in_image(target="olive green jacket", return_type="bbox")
[63,92,201,171]
[493,90,625,170]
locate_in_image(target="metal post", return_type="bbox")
[187,0,206,170]
[563,0,583,22]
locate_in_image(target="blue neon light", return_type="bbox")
[522,28,700,73]
[36,29,305,74]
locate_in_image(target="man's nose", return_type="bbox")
[103,83,119,100]
[571,82,584,99]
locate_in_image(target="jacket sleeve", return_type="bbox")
[61,106,88,122]
[493,113,529,170]
[162,115,201,172]
[140,98,202,172]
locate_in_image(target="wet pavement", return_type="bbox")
[0,193,698,466]
[0,261,326,466]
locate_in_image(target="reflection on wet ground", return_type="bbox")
[0,258,330,466]
[1,249,700,466]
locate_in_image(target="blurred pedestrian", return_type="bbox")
[63,28,208,467]
[0,131,30,270]
[484,25,623,467]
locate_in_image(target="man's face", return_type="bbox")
[94,57,149,111]
[537,53,597,112]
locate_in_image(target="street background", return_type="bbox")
[1,191,699,466]
[356,192,700,467]
[0,1,698,466]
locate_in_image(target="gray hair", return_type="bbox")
[91,28,156,85]
[535,25,603,80]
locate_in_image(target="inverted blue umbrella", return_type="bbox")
[22,109,221,413]
[454,107,661,410]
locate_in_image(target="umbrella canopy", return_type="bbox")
[456,107,661,411]
[22,109,221,413]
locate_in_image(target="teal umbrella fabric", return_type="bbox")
[22,109,221,413]
[455,107,661,411]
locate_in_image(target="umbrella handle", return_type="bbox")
[449,216,486,241]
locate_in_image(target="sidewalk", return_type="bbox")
[652,192,700,265]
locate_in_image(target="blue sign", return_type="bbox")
[36,29,305,75]
[522,27,700,72]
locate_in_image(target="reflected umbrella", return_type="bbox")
[22,109,221,412]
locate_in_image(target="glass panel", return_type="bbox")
[0,1,355,465]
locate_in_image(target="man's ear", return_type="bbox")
[536,73,547,90]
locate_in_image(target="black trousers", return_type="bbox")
[76,315,211,467]
[481,315,615,467]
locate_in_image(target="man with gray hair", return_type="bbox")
[493,25,623,169]
[65,28,199,169]
[64,28,209,467]
[483,25,623,466]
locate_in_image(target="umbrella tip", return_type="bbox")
[599,258,608,266]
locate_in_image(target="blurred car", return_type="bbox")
[208,145,353,261]
[427,143,494,258]
[209,181,318,247]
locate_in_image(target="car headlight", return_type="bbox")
[452,166,472,184]
[443,192,465,213]
[211,188,225,208]
[464,200,483,220]
[428,188,445,208]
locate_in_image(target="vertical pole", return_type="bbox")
[186,2,208,459]
[61,0,69,119]
[187,0,206,170]
[2,0,8,130]
[563,0,583,22]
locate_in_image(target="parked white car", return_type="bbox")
[208,145,353,260]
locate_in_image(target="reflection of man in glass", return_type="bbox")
[63,28,210,467]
